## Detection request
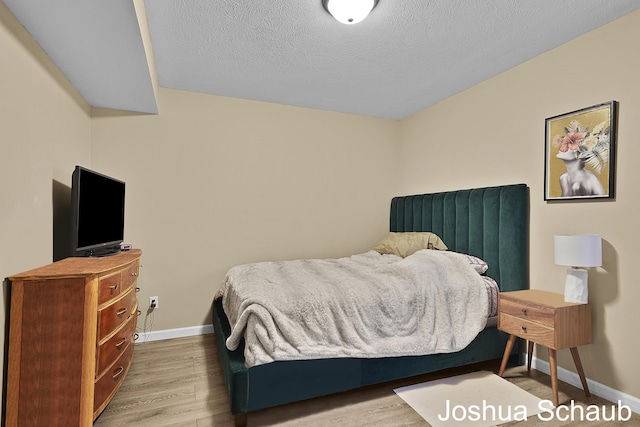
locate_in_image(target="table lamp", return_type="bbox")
[554,235,602,303]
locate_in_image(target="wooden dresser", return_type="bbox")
[6,249,141,426]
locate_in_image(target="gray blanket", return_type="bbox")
[217,250,488,367]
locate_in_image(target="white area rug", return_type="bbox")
[394,371,543,427]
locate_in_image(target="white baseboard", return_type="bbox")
[532,356,640,414]
[136,324,214,343]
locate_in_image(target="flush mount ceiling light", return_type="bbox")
[322,0,379,25]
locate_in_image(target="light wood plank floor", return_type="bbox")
[94,335,640,426]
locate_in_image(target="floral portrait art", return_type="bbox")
[544,102,616,200]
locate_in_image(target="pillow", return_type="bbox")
[459,253,489,274]
[373,232,448,257]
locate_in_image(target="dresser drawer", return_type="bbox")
[94,342,134,416]
[499,298,555,327]
[98,288,137,342]
[96,311,136,377]
[98,261,139,306]
[499,313,555,348]
[98,271,122,305]
[122,261,139,291]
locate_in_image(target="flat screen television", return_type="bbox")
[70,166,125,257]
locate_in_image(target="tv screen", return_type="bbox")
[70,166,125,257]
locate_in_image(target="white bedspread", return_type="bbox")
[216,250,488,368]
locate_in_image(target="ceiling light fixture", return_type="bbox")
[322,0,379,25]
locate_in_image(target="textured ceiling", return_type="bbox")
[5,0,640,119]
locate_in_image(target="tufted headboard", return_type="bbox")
[389,184,529,292]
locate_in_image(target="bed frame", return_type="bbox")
[212,183,529,426]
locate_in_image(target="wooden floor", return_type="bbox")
[94,335,640,426]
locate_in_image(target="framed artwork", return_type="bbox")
[544,101,617,201]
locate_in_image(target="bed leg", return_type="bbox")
[234,413,247,427]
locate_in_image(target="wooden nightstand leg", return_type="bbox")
[527,341,534,371]
[498,335,517,376]
[548,348,559,406]
[570,347,591,397]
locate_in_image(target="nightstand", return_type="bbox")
[497,289,592,406]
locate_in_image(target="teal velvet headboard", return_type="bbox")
[389,184,529,292]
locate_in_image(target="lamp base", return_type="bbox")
[564,268,588,303]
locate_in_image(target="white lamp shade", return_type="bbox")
[554,235,602,267]
[325,0,376,24]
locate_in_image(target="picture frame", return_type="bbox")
[544,101,617,201]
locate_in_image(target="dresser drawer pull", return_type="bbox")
[115,338,127,349]
[134,333,139,341]
[521,309,527,315]
[521,326,527,332]
[109,284,118,290]
[132,272,138,277]
[116,308,128,317]
[136,287,140,292]
[112,366,124,380]
[137,310,141,316]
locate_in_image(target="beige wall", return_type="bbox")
[399,10,640,399]
[91,88,400,331]
[0,3,92,421]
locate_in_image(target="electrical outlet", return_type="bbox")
[150,296,159,309]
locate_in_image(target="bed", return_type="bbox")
[212,183,529,426]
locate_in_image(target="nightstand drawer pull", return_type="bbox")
[521,326,527,332]
[521,308,527,315]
